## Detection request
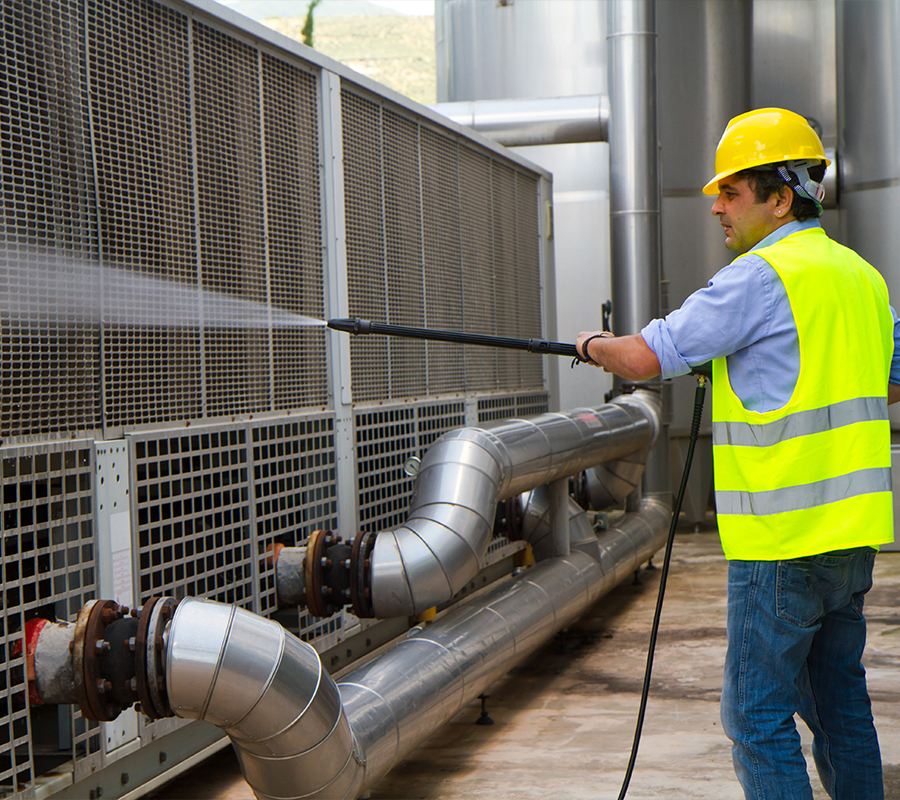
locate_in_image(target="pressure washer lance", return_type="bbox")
[328,316,708,797]
[327,317,583,361]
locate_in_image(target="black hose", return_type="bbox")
[617,375,707,799]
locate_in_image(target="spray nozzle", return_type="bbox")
[327,318,372,335]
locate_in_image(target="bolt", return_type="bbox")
[342,588,351,598]
[343,559,352,570]
[125,637,136,652]
[160,605,172,619]
[129,678,137,691]
[119,606,130,618]
[154,636,164,652]
[321,557,332,568]
[97,679,112,695]
[101,607,117,625]
[94,640,110,655]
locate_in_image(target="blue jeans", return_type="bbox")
[720,547,882,800]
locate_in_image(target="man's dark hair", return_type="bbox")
[737,163,827,221]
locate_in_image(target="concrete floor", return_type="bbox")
[147,527,900,800]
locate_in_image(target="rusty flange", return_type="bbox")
[72,600,131,721]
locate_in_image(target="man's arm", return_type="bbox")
[575,331,661,381]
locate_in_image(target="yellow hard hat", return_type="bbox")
[702,108,831,195]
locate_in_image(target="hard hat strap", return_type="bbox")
[776,161,825,211]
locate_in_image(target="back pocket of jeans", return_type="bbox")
[776,559,846,628]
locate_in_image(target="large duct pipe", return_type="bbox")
[607,0,670,503]
[428,94,609,147]
[369,390,660,617]
[161,495,669,800]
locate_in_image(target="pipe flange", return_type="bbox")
[305,530,339,618]
[72,600,128,721]
[350,531,377,619]
[143,597,177,719]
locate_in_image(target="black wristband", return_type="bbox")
[580,333,610,363]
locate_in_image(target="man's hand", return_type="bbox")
[575,330,662,382]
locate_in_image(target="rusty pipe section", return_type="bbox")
[369,390,660,617]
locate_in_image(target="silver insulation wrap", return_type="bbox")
[370,391,661,617]
[162,495,668,799]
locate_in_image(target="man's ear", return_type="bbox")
[773,185,794,218]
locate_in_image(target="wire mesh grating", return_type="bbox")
[0,442,100,793]
[131,427,254,610]
[342,86,546,402]
[251,416,337,616]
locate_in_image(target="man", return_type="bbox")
[577,108,900,800]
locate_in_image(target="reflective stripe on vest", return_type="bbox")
[716,466,892,516]
[712,396,888,448]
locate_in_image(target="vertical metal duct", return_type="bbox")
[606,0,669,500]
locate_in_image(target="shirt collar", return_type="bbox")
[751,218,821,252]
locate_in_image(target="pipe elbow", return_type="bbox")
[166,599,361,799]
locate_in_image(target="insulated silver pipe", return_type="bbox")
[162,496,670,800]
[370,391,661,617]
[607,0,671,502]
[429,94,610,147]
[608,0,660,337]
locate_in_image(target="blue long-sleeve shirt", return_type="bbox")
[641,219,900,412]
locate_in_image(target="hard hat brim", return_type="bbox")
[702,155,832,196]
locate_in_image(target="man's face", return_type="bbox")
[710,176,785,254]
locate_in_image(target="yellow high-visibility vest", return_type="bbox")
[712,227,894,560]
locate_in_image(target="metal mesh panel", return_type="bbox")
[356,401,466,532]
[251,416,337,616]
[492,162,522,390]
[515,173,544,389]
[132,427,254,610]
[383,110,426,398]
[262,55,327,410]
[0,443,100,794]
[477,392,549,424]
[356,408,416,531]
[342,87,545,401]
[0,2,101,439]
[458,146,498,391]
[91,1,202,429]
[517,392,550,418]
[421,128,465,393]
[342,92,389,403]
[193,23,270,417]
